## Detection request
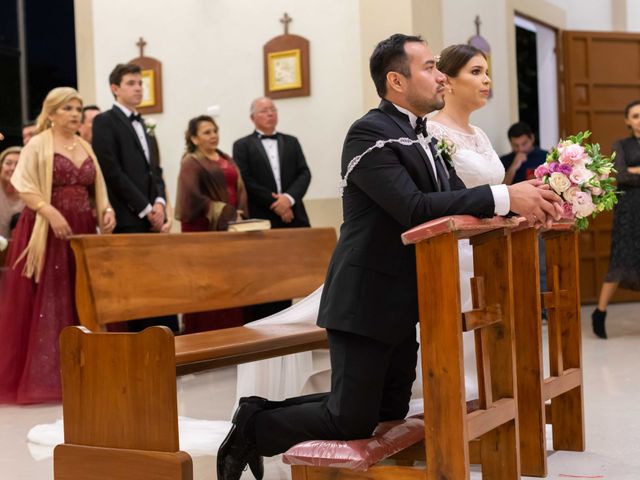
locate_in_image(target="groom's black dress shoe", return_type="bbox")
[217,396,268,480]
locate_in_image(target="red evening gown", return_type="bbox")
[180,156,246,333]
[0,154,98,404]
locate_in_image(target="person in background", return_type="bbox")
[92,63,176,332]
[0,87,115,404]
[233,97,312,319]
[592,99,640,338]
[22,122,37,146]
[499,121,549,306]
[175,115,249,332]
[0,147,25,240]
[501,122,548,185]
[78,105,101,144]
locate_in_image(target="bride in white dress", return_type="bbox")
[239,44,505,405]
[424,44,505,397]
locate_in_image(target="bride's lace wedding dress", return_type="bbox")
[425,119,506,398]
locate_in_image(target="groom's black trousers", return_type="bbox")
[253,327,418,457]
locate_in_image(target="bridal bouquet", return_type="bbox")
[535,131,617,230]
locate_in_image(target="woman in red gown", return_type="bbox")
[175,115,249,332]
[0,87,115,404]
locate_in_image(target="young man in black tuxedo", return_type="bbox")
[92,63,176,332]
[217,34,562,480]
[233,97,312,318]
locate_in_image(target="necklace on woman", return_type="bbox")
[64,140,77,151]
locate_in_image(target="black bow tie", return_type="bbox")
[258,133,278,140]
[414,117,427,137]
[129,113,143,123]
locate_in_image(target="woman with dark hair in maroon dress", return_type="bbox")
[175,115,249,333]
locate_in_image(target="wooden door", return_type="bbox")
[562,31,640,303]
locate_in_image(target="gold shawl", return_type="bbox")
[11,129,110,281]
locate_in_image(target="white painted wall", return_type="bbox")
[440,0,514,155]
[545,0,613,30]
[90,0,362,203]
[626,0,640,32]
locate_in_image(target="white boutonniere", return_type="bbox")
[436,136,456,167]
[145,118,157,137]
[0,235,8,252]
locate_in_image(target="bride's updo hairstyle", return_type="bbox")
[437,44,486,77]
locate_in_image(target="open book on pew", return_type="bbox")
[227,218,271,232]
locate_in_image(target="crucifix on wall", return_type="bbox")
[263,12,311,99]
[129,36,164,114]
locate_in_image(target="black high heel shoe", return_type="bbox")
[591,308,607,339]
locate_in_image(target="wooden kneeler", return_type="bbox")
[510,223,585,477]
[288,216,522,480]
[408,216,520,480]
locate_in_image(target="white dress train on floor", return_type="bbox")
[235,286,324,402]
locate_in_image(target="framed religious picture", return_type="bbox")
[263,25,310,99]
[267,49,302,92]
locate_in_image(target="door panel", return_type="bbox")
[562,30,640,303]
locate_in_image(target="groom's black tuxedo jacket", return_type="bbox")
[233,131,311,228]
[317,99,496,344]
[92,106,167,231]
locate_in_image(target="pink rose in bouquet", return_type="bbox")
[535,131,618,230]
[571,191,596,217]
[558,142,588,166]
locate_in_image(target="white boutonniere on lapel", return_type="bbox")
[435,136,456,167]
[144,118,157,137]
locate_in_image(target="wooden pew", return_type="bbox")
[54,228,336,480]
[510,222,585,477]
[286,216,522,480]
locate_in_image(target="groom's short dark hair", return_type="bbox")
[370,34,424,97]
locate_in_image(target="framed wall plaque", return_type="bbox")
[263,34,310,99]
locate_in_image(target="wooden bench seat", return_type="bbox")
[54,228,337,480]
[174,323,329,374]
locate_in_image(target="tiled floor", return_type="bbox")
[1,303,639,479]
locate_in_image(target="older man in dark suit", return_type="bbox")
[217,34,562,480]
[233,97,311,229]
[233,97,312,319]
[92,63,176,332]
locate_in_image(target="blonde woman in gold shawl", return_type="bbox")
[0,87,115,404]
